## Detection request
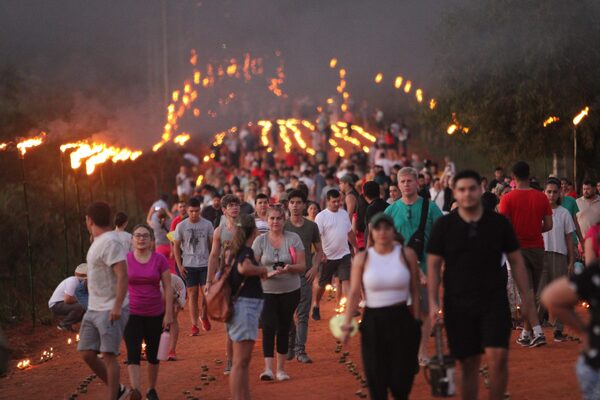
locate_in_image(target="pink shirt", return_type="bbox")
[585,224,600,259]
[127,252,169,316]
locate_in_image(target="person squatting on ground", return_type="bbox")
[49,263,88,332]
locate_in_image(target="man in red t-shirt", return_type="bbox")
[499,161,553,348]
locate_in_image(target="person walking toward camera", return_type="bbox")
[342,213,422,400]
[428,170,536,400]
[123,224,173,400]
[252,205,305,381]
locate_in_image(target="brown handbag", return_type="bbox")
[205,250,246,323]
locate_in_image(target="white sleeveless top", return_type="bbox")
[362,245,411,308]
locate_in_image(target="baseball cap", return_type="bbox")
[74,263,88,275]
[369,212,395,228]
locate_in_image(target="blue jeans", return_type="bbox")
[577,355,600,400]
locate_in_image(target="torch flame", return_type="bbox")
[16,132,46,156]
[403,81,412,93]
[415,89,423,103]
[173,133,191,146]
[374,73,383,84]
[429,99,437,110]
[573,106,589,126]
[447,124,458,135]
[329,58,338,68]
[394,76,403,89]
[189,49,198,66]
[543,116,560,127]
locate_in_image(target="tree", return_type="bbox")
[429,0,600,182]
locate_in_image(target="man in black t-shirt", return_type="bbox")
[363,181,388,245]
[427,170,536,400]
[201,193,223,228]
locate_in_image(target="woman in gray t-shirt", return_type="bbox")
[252,205,305,382]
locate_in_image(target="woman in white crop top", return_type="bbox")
[342,212,422,400]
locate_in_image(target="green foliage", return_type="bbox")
[427,0,600,179]
[0,69,183,325]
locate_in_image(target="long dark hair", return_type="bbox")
[227,214,257,265]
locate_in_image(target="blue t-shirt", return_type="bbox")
[384,196,443,271]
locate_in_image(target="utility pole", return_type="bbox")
[161,0,170,109]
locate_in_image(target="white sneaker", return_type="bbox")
[259,369,274,381]
[276,370,290,381]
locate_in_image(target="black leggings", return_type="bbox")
[124,314,163,365]
[261,289,300,358]
[360,304,421,400]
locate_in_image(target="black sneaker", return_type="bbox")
[529,334,547,348]
[57,324,74,332]
[553,331,567,342]
[516,335,531,347]
[311,307,321,321]
[146,388,159,400]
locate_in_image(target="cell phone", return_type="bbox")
[273,262,285,270]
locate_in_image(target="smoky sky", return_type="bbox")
[0,0,457,147]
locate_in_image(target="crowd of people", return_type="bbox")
[47,114,600,400]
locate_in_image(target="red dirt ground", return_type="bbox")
[0,297,582,400]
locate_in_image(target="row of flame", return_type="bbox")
[152,50,283,152]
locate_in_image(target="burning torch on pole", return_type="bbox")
[59,149,70,277]
[16,132,46,328]
[572,106,589,188]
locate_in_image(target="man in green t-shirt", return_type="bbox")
[559,185,585,249]
[384,167,443,365]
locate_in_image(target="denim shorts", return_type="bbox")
[576,355,600,400]
[227,297,264,342]
[77,307,129,355]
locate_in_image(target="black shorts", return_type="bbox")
[184,267,208,287]
[319,254,351,287]
[444,296,512,360]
